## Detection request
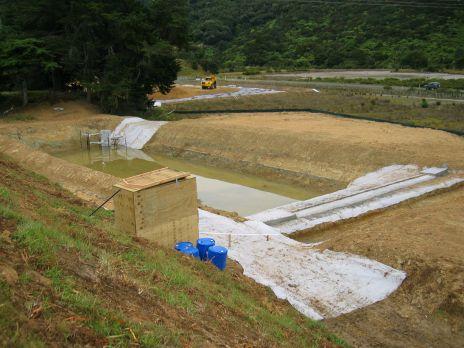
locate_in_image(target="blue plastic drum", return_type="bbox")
[180,246,200,259]
[207,246,228,270]
[175,241,193,251]
[196,238,215,261]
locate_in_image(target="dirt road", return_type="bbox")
[265,69,464,80]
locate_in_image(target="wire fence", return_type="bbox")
[199,231,281,247]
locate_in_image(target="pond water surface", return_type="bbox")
[51,146,320,216]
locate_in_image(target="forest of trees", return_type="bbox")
[2,0,464,112]
[187,0,464,72]
[0,0,188,112]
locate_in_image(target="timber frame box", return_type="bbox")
[113,168,199,247]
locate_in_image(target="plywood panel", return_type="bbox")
[115,168,190,192]
[114,171,198,248]
[136,215,199,246]
[134,177,198,246]
[113,189,136,235]
[135,177,197,227]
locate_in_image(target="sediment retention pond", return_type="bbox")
[2,102,464,332]
[50,146,320,216]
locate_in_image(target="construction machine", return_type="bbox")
[201,74,217,90]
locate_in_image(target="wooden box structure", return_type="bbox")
[113,168,199,247]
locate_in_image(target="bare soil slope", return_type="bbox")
[148,112,464,187]
[0,101,121,150]
[0,136,119,203]
[312,187,464,347]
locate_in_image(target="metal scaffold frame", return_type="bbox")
[80,130,127,150]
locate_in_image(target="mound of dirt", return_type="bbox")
[0,101,121,151]
[315,187,464,347]
[147,112,464,189]
[148,84,239,101]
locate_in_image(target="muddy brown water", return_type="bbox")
[50,146,323,216]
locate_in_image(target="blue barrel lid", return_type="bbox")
[208,245,228,254]
[175,241,193,251]
[180,246,200,256]
[197,237,215,246]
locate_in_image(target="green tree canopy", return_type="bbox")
[187,0,464,72]
[0,0,188,112]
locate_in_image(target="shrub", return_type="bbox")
[243,67,261,75]
[421,99,429,108]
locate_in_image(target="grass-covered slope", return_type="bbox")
[0,155,345,347]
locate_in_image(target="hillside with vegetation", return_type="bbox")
[187,0,464,72]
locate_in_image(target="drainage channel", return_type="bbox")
[50,146,322,216]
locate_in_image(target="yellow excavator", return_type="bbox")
[201,74,217,90]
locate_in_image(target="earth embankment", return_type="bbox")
[0,136,119,203]
[147,112,464,190]
[0,101,121,151]
[320,186,464,347]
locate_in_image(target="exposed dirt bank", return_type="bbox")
[316,187,464,347]
[147,112,464,190]
[0,136,119,204]
[0,101,121,151]
[2,102,463,347]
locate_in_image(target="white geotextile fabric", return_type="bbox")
[199,209,406,320]
[112,117,167,149]
[249,165,463,234]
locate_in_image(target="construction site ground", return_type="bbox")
[148,84,239,101]
[319,186,464,347]
[1,100,464,347]
[0,101,121,152]
[147,112,464,188]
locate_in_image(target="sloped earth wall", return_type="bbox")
[146,112,464,192]
[0,136,119,203]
